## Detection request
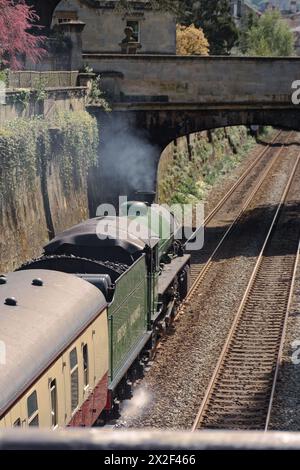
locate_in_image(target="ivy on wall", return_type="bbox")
[53,111,99,192]
[0,111,99,206]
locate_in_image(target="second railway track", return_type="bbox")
[192,153,300,431]
[186,131,294,299]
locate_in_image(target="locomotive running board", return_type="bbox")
[157,254,191,297]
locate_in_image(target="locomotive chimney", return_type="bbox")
[134,191,156,205]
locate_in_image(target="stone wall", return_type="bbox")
[0,159,89,273]
[0,87,87,126]
[0,107,98,273]
[8,71,79,88]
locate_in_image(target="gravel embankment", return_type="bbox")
[116,137,297,430]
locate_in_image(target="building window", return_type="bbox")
[237,0,242,17]
[70,348,79,412]
[27,391,39,427]
[82,344,89,388]
[56,11,78,24]
[126,20,140,42]
[50,379,58,428]
[232,0,242,18]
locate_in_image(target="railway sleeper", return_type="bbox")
[204,405,268,414]
[221,368,276,375]
[217,379,272,386]
[209,397,269,406]
[211,394,267,402]
[199,424,265,430]
[202,413,268,424]
[233,335,283,341]
[219,370,275,378]
[227,348,279,354]
[213,384,273,391]
[225,352,278,358]
[225,350,276,362]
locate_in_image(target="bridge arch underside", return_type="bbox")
[117,107,300,149]
[89,107,300,210]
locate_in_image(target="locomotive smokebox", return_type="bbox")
[134,191,156,206]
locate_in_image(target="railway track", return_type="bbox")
[191,152,300,431]
[186,131,293,296]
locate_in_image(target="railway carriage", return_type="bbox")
[0,201,191,427]
[0,270,108,428]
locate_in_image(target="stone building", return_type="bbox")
[230,1,261,26]
[52,0,176,54]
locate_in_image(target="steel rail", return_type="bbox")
[203,131,283,227]
[185,131,293,303]
[264,237,300,431]
[191,153,300,432]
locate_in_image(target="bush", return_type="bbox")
[245,10,295,56]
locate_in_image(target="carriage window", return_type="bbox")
[13,418,21,427]
[27,391,39,426]
[50,379,58,427]
[29,415,39,427]
[82,344,89,388]
[70,348,79,412]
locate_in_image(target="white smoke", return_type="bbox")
[100,114,160,204]
[119,386,152,421]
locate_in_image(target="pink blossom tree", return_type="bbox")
[0,0,46,69]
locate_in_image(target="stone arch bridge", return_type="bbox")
[85,54,300,208]
[25,1,300,143]
[25,2,300,205]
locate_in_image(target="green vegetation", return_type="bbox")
[0,111,99,205]
[158,127,258,205]
[10,88,31,108]
[0,68,8,86]
[88,75,112,111]
[52,111,99,191]
[241,10,295,56]
[179,0,239,54]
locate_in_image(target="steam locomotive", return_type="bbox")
[0,198,190,428]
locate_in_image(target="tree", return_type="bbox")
[245,10,295,56]
[179,0,239,55]
[0,0,45,69]
[176,24,209,55]
[239,10,259,54]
